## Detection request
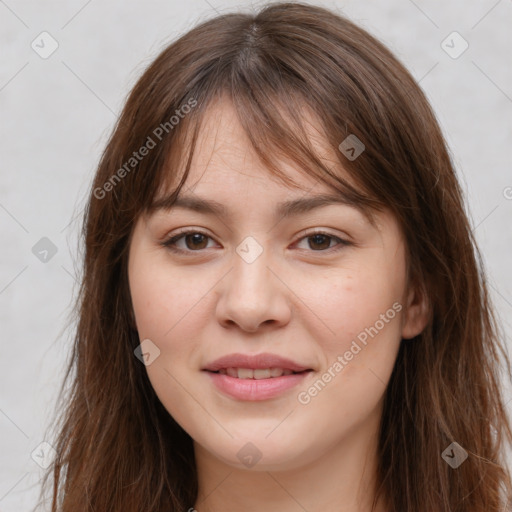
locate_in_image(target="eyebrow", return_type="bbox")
[148,192,375,224]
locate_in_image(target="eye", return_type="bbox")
[160,229,352,254]
[294,230,351,253]
[161,230,217,252]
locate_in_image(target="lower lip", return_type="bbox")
[205,371,311,401]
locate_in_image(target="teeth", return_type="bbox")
[270,367,285,377]
[254,369,271,379]
[219,367,296,379]
[238,368,254,379]
[226,367,238,378]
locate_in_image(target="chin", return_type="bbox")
[197,432,323,472]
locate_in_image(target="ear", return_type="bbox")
[401,281,429,340]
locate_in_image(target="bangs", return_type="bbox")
[146,83,385,229]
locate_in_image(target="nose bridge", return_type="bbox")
[216,234,290,331]
[232,234,273,298]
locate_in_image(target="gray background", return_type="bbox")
[1,0,511,509]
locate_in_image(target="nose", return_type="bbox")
[215,244,292,333]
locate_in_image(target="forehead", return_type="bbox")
[160,94,360,199]
[145,95,384,230]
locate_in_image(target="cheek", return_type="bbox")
[128,252,222,419]
[129,254,211,344]
[293,270,403,441]
[303,262,404,344]
[128,256,212,433]
[298,255,405,400]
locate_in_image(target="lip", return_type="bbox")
[205,371,311,401]
[202,352,312,372]
[202,352,313,401]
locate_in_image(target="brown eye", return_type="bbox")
[183,233,209,250]
[296,231,351,253]
[307,234,332,251]
[162,229,351,255]
[162,231,215,252]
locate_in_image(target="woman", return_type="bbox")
[38,2,512,511]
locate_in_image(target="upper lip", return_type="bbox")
[203,353,312,372]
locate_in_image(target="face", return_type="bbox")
[128,96,427,471]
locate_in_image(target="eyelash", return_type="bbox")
[160,229,352,255]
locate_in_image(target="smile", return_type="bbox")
[204,369,312,400]
[216,367,302,379]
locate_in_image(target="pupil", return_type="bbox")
[187,233,207,250]
[310,234,329,250]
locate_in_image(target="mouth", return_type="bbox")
[207,368,312,379]
[202,352,314,401]
[203,366,313,401]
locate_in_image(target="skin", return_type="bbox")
[128,96,429,512]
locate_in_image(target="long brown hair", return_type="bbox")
[36,2,512,511]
